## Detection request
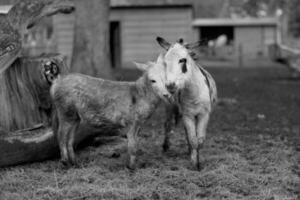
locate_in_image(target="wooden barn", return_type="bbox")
[192,18,279,61]
[109,0,193,68]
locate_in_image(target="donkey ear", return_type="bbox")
[133,62,148,71]
[156,37,171,50]
[156,53,164,63]
[177,38,184,45]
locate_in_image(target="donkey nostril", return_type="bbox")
[166,83,177,94]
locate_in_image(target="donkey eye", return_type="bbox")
[179,58,187,63]
[151,80,156,83]
[179,58,187,73]
[181,63,187,73]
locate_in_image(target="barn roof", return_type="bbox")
[192,17,278,27]
[110,0,193,8]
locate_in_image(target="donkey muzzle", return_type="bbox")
[166,83,177,95]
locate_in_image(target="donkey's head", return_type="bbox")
[134,53,172,102]
[156,37,202,94]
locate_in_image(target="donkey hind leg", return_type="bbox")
[57,120,72,166]
[67,122,79,166]
[196,112,210,148]
[196,112,210,169]
[182,116,200,170]
[126,122,140,169]
[184,126,192,154]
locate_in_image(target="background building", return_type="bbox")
[109,0,193,68]
[192,17,278,61]
[0,0,283,68]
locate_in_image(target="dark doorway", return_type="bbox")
[200,26,234,45]
[110,21,121,68]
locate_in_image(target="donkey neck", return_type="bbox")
[182,61,210,103]
[133,75,160,105]
[128,75,161,120]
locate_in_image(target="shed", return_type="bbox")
[109,0,194,68]
[192,18,279,61]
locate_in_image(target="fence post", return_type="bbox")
[238,44,243,67]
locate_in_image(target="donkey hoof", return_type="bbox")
[162,142,170,152]
[196,162,203,171]
[59,159,71,169]
[69,158,79,167]
[198,137,205,145]
[127,159,137,170]
[126,155,137,170]
[189,162,203,171]
[126,163,136,171]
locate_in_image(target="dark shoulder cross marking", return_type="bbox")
[197,66,213,102]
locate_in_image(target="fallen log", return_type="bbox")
[0,123,122,167]
[0,125,58,167]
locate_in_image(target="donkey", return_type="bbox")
[156,37,217,170]
[50,54,171,169]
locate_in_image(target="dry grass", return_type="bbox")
[1,64,300,200]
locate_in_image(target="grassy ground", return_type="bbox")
[1,65,300,200]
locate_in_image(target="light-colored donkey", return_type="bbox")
[157,37,217,170]
[50,54,171,169]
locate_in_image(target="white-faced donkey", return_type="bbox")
[157,37,217,170]
[49,54,171,169]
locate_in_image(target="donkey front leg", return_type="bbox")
[196,112,210,148]
[163,104,181,152]
[57,120,72,166]
[126,122,140,169]
[182,116,200,170]
[196,112,210,170]
[184,126,192,154]
[162,106,173,152]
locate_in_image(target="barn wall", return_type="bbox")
[110,7,193,68]
[235,26,276,60]
[235,26,263,59]
[52,7,193,69]
[263,26,277,56]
